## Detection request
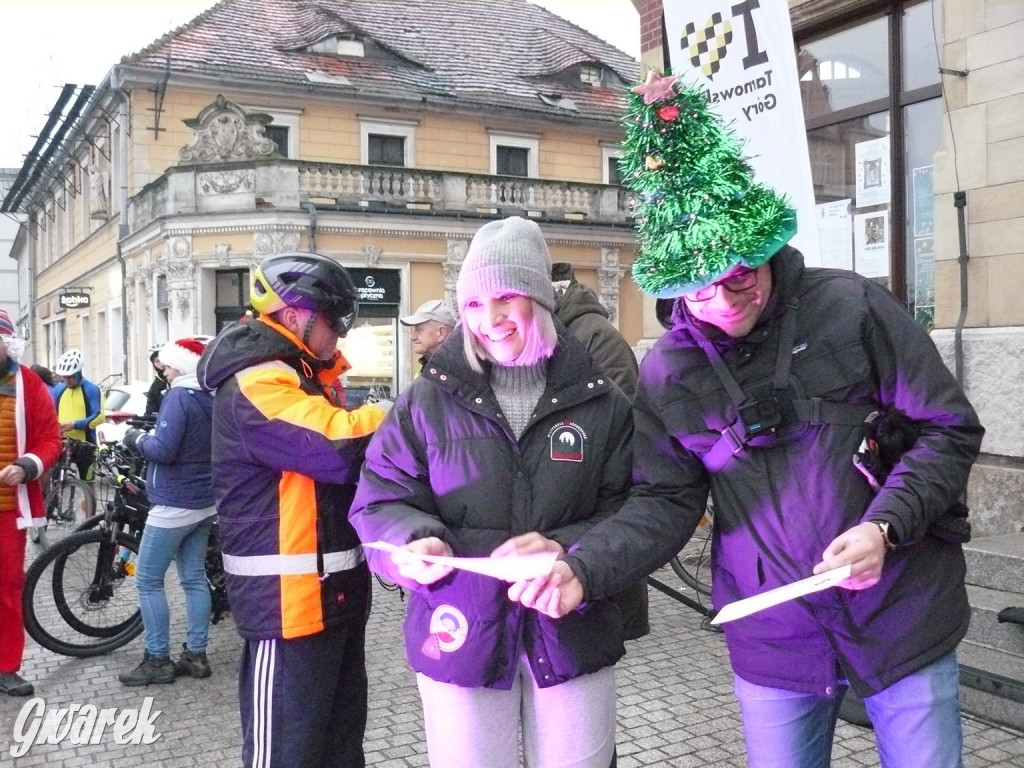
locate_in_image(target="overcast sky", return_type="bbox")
[0,0,640,170]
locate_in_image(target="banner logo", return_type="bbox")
[681,13,733,80]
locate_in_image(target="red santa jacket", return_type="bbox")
[1,363,62,528]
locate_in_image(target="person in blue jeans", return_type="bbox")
[118,337,217,686]
[512,75,984,768]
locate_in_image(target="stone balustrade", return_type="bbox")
[129,160,631,231]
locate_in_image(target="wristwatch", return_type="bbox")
[871,520,898,552]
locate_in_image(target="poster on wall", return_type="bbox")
[914,237,935,328]
[854,137,890,209]
[912,166,934,237]
[914,237,935,304]
[662,0,820,265]
[853,210,889,278]
[814,199,853,270]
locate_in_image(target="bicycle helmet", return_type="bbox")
[53,348,84,376]
[250,252,359,335]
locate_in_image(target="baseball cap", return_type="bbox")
[400,299,457,328]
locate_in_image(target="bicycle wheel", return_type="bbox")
[44,477,95,536]
[669,502,714,596]
[22,528,143,657]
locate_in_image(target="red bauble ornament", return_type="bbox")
[657,105,679,121]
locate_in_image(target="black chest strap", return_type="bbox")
[698,300,874,471]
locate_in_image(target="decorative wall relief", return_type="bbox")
[198,169,256,196]
[254,231,300,257]
[215,244,233,266]
[597,247,626,325]
[179,94,279,165]
[124,266,137,329]
[443,239,469,316]
[363,245,382,266]
[169,237,191,261]
[167,237,195,320]
[88,163,109,219]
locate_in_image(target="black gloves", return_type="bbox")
[122,428,145,453]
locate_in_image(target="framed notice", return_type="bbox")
[853,211,889,278]
[814,199,853,270]
[855,138,890,208]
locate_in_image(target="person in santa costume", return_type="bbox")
[0,308,61,696]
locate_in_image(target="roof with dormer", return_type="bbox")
[120,0,639,123]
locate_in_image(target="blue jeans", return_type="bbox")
[735,650,963,768]
[135,517,214,658]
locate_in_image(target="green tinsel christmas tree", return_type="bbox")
[620,70,796,297]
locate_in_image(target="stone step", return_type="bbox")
[963,533,1024,593]
[966,584,1024,655]
[958,639,1024,731]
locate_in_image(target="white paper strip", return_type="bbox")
[362,540,558,582]
[710,564,852,625]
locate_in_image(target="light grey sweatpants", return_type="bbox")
[416,655,616,768]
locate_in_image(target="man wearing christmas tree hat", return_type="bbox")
[511,71,984,768]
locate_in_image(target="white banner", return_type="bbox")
[663,1,820,265]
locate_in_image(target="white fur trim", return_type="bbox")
[14,367,36,529]
[158,340,202,376]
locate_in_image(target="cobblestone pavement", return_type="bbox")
[2,558,1022,767]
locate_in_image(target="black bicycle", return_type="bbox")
[29,437,97,546]
[22,442,228,658]
[668,500,714,597]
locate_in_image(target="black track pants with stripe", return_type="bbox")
[239,620,368,768]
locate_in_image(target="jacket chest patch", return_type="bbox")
[548,421,586,463]
[422,605,468,659]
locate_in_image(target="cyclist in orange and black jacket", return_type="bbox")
[197,253,388,768]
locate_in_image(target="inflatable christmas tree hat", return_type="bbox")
[620,70,797,298]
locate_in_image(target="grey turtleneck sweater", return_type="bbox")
[490,360,548,439]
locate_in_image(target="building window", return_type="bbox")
[797,0,941,327]
[45,319,66,367]
[308,35,364,57]
[579,65,602,85]
[496,146,528,177]
[264,125,290,158]
[214,269,250,333]
[368,134,406,166]
[359,118,417,167]
[602,145,623,186]
[243,106,300,157]
[155,274,170,343]
[489,133,539,178]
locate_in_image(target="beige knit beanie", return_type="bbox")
[456,217,556,313]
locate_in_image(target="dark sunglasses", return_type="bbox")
[684,266,759,302]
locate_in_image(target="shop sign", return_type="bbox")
[58,291,92,310]
[348,269,400,305]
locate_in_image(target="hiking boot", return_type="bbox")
[118,653,176,687]
[0,672,34,697]
[174,643,211,679]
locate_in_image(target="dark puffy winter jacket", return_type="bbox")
[554,279,648,640]
[564,247,984,697]
[350,325,633,690]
